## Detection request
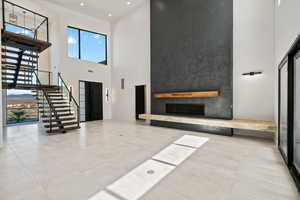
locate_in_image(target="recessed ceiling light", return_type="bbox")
[108,13,112,17]
[126,1,132,6]
[80,2,85,6]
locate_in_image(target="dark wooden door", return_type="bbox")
[85,81,103,121]
[135,85,145,120]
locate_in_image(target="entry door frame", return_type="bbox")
[79,80,103,122]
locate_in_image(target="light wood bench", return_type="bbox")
[139,114,276,133]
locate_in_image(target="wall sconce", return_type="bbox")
[121,78,125,89]
[105,88,109,102]
[242,71,263,76]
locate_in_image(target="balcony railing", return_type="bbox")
[2,0,49,42]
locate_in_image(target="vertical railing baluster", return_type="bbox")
[42,91,45,121]
[77,106,80,128]
[48,71,50,86]
[50,98,52,133]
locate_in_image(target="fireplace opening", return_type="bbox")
[166,104,205,116]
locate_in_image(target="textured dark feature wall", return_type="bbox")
[151,0,233,136]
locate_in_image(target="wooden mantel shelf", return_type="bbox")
[139,114,277,133]
[154,91,219,98]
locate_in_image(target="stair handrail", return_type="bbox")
[33,70,56,132]
[58,72,80,127]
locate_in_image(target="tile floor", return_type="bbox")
[0,120,299,200]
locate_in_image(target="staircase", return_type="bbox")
[1,0,80,134]
[2,47,38,89]
[33,79,81,134]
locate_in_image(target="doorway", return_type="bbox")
[135,85,146,120]
[79,81,103,122]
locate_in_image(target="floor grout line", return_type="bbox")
[172,143,198,149]
[104,188,127,200]
[151,158,177,167]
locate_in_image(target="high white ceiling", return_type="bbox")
[38,0,147,21]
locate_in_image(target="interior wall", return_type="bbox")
[111,0,276,133]
[111,1,151,121]
[233,0,275,121]
[55,8,112,120]
[8,0,112,119]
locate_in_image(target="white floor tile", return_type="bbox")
[174,135,209,148]
[107,160,175,200]
[152,144,196,166]
[88,191,120,200]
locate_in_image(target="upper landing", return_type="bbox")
[1,0,51,53]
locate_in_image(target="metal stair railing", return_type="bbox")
[32,70,56,133]
[58,73,80,128]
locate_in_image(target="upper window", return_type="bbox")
[67,26,107,65]
[5,24,34,38]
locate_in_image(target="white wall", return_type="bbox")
[275,0,300,65]
[8,0,112,119]
[233,0,275,122]
[111,1,150,121]
[111,0,275,124]
[54,7,112,120]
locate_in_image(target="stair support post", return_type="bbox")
[12,50,25,88]
[77,106,80,128]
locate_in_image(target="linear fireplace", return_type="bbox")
[166,104,205,116]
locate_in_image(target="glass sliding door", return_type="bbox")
[294,51,300,173]
[278,34,300,191]
[279,61,289,160]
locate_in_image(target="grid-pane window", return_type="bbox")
[67,26,107,64]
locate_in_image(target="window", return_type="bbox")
[68,27,79,59]
[5,23,34,38]
[67,26,107,64]
[6,89,38,125]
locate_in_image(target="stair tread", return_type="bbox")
[45,91,61,94]
[38,105,70,109]
[2,55,38,63]
[41,113,73,118]
[2,77,31,81]
[46,126,80,134]
[50,102,69,104]
[2,65,36,72]
[2,72,32,77]
[2,48,39,58]
[44,121,78,128]
[47,94,64,96]
[40,109,72,113]
[2,83,59,90]
[43,117,76,123]
[2,61,36,68]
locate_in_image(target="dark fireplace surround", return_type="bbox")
[150,0,233,136]
[166,103,205,116]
